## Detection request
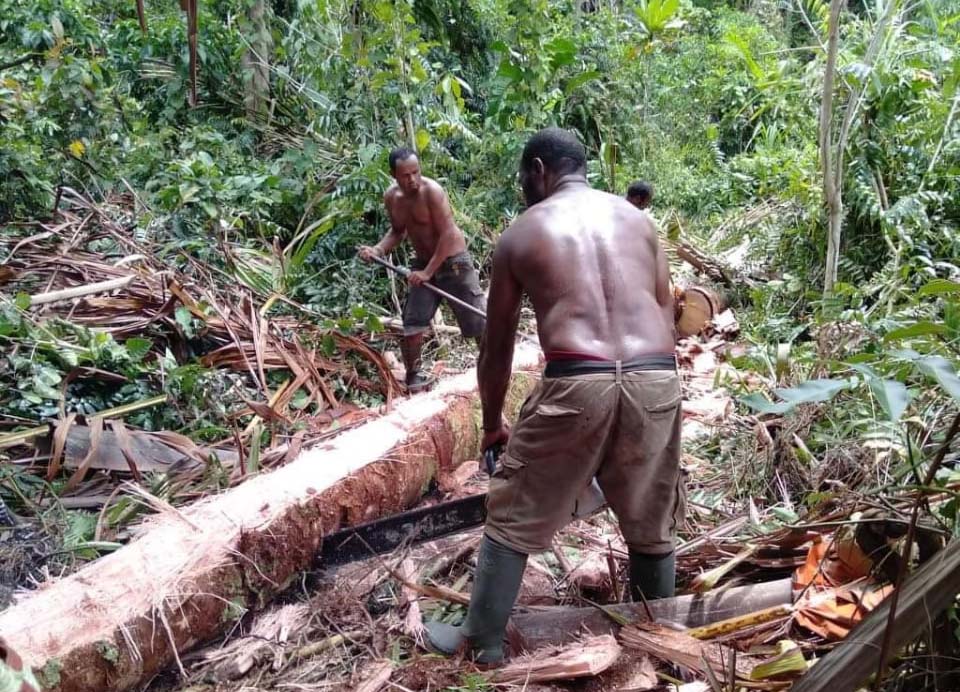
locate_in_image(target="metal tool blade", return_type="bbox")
[317,493,487,567]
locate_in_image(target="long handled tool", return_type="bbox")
[368,253,487,320]
[367,252,540,356]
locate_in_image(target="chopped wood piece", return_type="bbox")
[492,635,621,684]
[619,622,758,679]
[203,603,310,681]
[568,551,613,597]
[29,275,136,306]
[353,659,393,692]
[677,287,721,337]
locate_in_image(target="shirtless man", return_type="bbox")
[426,128,683,665]
[358,148,485,392]
[626,179,654,210]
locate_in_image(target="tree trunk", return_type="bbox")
[0,348,541,692]
[242,0,272,122]
[820,0,845,295]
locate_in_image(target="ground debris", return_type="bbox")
[491,634,622,684]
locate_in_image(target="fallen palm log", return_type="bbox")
[0,346,541,692]
[791,537,960,692]
[512,578,793,651]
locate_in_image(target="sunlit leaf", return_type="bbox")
[917,356,960,403]
[884,322,946,340]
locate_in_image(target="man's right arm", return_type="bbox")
[359,191,405,260]
[651,227,677,338]
[478,229,523,445]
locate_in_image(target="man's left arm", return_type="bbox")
[410,185,461,285]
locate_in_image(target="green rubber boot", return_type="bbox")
[628,550,676,601]
[425,535,528,665]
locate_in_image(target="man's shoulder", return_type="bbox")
[421,176,448,197]
[384,184,401,202]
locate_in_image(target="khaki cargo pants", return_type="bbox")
[485,369,684,555]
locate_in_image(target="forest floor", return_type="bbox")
[138,318,900,692]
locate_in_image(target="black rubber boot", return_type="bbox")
[628,550,676,601]
[400,334,434,393]
[425,535,528,665]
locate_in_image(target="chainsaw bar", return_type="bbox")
[317,493,487,567]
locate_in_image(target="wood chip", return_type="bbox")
[353,659,393,692]
[492,634,622,684]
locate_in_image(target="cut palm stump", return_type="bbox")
[0,346,541,692]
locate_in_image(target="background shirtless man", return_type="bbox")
[359,148,485,392]
[426,128,683,665]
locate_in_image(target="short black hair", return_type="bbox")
[389,147,417,172]
[520,128,586,175]
[627,180,653,201]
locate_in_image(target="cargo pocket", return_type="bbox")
[535,403,583,418]
[493,453,526,481]
[669,466,689,536]
[641,394,681,452]
[487,453,527,528]
[645,394,681,419]
[505,398,583,464]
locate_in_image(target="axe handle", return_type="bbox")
[368,254,488,321]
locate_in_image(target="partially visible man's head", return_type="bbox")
[389,147,422,194]
[519,128,586,206]
[626,180,653,210]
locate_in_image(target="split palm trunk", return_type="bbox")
[0,346,541,692]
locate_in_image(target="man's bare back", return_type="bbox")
[498,181,675,360]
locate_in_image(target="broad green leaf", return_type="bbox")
[175,306,195,339]
[125,337,153,363]
[741,378,852,415]
[869,378,910,423]
[917,356,960,403]
[564,70,601,95]
[774,378,852,403]
[884,322,945,340]
[364,314,384,333]
[740,393,798,415]
[918,279,960,296]
[497,61,523,83]
[14,292,31,310]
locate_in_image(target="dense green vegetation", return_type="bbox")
[2,0,960,638]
